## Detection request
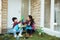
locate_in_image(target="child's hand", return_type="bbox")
[20,16,24,21]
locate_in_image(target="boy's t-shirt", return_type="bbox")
[13,24,19,31]
[13,22,21,31]
[13,21,24,31]
[13,22,21,28]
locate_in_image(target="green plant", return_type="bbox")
[36,27,44,35]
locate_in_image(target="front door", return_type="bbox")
[8,0,21,29]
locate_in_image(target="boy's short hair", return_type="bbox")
[12,17,17,22]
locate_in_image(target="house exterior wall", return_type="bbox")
[31,0,40,29]
[2,0,8,33]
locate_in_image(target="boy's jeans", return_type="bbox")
[13,28,23,35]
[8,28,23,36]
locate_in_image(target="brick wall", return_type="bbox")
[2,0,8,33]
[31,0,41,29]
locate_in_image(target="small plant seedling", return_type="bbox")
[36,27,44,36]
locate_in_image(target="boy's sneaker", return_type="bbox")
[19,34,23,37]
[14,35,17,38]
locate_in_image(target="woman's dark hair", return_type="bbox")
[12,17,17,22]
[28,15,35,26]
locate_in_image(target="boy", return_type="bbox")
[12,17,23,37]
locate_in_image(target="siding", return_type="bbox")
[31,0,41,29]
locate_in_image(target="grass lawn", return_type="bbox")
[0,33,60,40]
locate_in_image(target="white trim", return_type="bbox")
[0,0,2,34]
[43,28,60,37]
[29,0,31,15]
[40,0,45,27]
[50,0,55,30]
[40,0,60,37]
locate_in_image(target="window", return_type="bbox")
[54,0,60,31]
